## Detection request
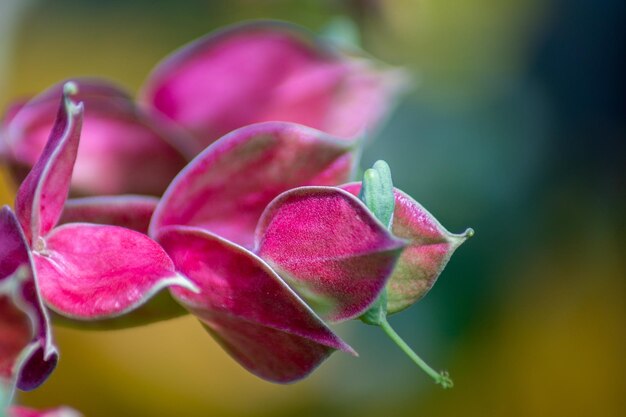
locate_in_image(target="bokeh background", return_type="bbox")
[1,0,624,416]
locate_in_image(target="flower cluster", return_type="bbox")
[0,21,471,413]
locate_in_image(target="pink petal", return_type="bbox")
[60,195,159,234]
[140,21,404,147]
[5,79,190,196]
[150,122,358,248]
[157,226,355,383]
[342,183,473,314]
[14,83,83,245]
[0,206,57,394]
[0,297,31,386]
[323,60,408,139]
[33,223,195,320]
[255,187,405,322]
[7,406,82,417]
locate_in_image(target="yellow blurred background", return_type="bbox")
[1,0,624,416]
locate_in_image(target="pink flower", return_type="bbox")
[141,21,406,152]
[11,82,195,323]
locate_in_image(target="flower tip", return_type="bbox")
[464,228,475,239]
[63,81,78,97]
[62,81,83,114]
[363,167,380,183]
[372,159,391,176]
[342,342,359,357]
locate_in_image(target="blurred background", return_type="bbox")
[1,0,624,416]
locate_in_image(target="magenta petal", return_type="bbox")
[33,223,195,320]
[5,79,190,196]
[342,183,472,314]
[60,195,159,234]
[14,84,83,245]
[150,122,358,248]
[0,206,57,395]
[140,21,404,146]
[7,406,82,417]
[157,226,354,383]
[255,187,405,322]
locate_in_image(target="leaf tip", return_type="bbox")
[62,81,82,115]
[449,227,474,249]
[63,81,78,96]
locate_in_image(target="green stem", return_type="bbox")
[379,318,454,389]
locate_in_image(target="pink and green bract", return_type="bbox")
[342,183,473,314]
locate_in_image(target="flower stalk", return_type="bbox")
[359,160,454,389]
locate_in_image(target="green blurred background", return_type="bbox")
[1,0,624,416]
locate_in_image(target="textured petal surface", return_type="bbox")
[342,183,472,313]
[14,85,83,245]
[256,187,405,322]
[157,226,354,383]
[0,207,57,394]
[150,122,357,248]
[4,79,189,196]
[60,195,159,234]
[7,406,82,417]
[140,21,404,147]
[34,223,193,320]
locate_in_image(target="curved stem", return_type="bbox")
[379,318,453,389]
